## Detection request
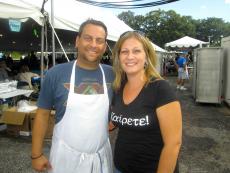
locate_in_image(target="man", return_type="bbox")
[32,19,114,173]
[176,52,187,90]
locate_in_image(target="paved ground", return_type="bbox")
[171,77,230,173]
[0,76,230,173]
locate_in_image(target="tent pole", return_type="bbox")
[40,21,45,84]
[51,0,55,66]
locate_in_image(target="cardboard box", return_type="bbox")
[2,107,55,138]
[2,107,30,137]
[30,110,55,139]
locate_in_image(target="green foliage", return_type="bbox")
[196,18,230,46]
[117,10,230,48]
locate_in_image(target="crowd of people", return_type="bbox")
[0,51,75,90]
[0,52,40,85]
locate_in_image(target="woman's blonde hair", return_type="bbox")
[112,31,162,91]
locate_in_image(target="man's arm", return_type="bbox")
[31,108,52,172]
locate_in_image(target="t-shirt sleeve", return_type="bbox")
[155,80,177,108]
[37,70,55,109]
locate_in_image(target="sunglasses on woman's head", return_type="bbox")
[119,30,146,38]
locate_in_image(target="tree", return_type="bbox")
[148,10,196,47]
[196,18,230,46]
[118,9,196,48]
[117,10,230,47]
[117,11,139,30]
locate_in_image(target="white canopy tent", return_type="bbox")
[0,0,166,52]
[0,0,132,41]
[165,36,209,48]
[152,43,167,52]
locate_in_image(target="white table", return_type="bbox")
[0,89,33,99]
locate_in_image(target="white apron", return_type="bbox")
[49,61,113,173]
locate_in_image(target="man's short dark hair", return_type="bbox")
[78,19,108,39]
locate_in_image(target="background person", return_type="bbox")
[31,19,114,173]
[176,52,187,90]
[110,31,182,173]
[0,59,10,81]
[15,65,39,90]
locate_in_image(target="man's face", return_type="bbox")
[76,24,107,64]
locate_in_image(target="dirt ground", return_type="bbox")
[0,76,230,173]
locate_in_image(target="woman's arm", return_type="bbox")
[156,101,182,173]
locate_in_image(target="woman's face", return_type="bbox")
[119,37,146,76]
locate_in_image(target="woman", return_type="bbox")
[110,31,182,173]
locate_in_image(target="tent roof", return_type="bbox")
[151,43,167,52]
[0,18,78,51]
[0,0,132,41]
[165,36,209,48]
[0,0,166,52]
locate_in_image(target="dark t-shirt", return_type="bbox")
[110,79,177,173]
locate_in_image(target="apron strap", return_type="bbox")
[99,64,108,95]
[70,60,77,93]
[78,152,103,173]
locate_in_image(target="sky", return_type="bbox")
[108,0,230,22]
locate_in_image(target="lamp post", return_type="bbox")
[208,35,213,47]
[220,35,224,46]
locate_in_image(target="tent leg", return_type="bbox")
[51,0,55,66]
[40,23,45,84]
